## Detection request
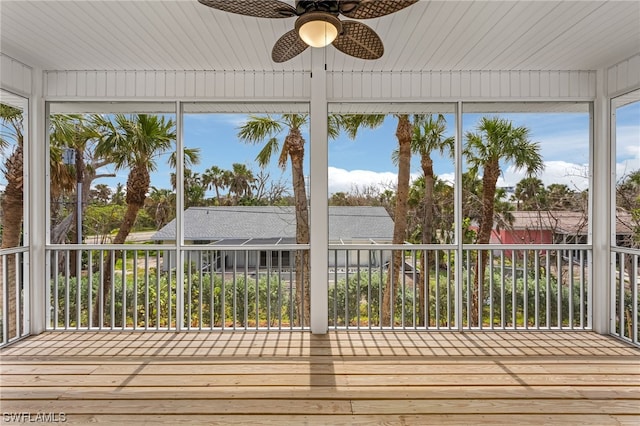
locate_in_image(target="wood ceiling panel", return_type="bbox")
[0,1,637,73]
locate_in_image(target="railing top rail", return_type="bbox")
[0,246,29,255]
[183,244,310,251]
[46,244,311,251]
[329,244,457,250]
[463,244,592,250]
[46,243,593,251]
[328,243,592,250]
[611,246,640,255]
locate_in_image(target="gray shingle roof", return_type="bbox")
[152,206,394,242]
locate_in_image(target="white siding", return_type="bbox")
[44,69,598,102]
[44,70,311,100]
[607,53,640,97]
[328,70,596,101]
[0,54,32,96]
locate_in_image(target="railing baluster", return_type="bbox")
[133,250,138,330]
[155,250,160,330]
[568,249,574,329]
[345,250,349,328]
[122,250,127,330]
[64,249,70,330]
[500,251,505,329]
[511,251,516,329]
[76,249,81,330]
[633,253,638,344]
[186,251,192,330]
[523,250,528,330]
[368,250,373,329]
[144,251,149,330]
[534,249,539,330]
[546,249,551,329]
[266,250,271,330]
[53,251,59,330]
[435,250,441,329]
[277,251,282,331]
[489,249,494,329]
[357,250,362,330]
[557,251,562,329]
[579,249,585,329]
[619,253,625,338]
[99,250,104,330]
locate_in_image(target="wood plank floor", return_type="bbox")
[1,331,639,425]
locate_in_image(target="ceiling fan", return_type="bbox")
[197,0,418,62]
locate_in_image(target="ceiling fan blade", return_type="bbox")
[338,0,418,19]
[272,30,309,63]
[198,0,296,18]
[332,21,383,60]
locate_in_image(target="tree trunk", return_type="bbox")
[70,146,86,277]
[471,160,500,326]
[1,145,24,339]
[418,154,434,326]
[287,129,310,327]
[92,165,149,327]
[382,115,412,327]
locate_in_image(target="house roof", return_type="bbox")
[153,206,394,243]
[504,211,633,236]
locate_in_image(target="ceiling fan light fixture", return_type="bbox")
[295,12,342,48]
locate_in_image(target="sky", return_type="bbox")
[1,101,638,199]
[135,103,638,198]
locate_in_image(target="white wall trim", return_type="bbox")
[606,53,640,97]
[43,69,598,102]
[0,54,33,97]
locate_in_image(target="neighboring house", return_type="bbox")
[490,211,633,245]
[153,206,394,272]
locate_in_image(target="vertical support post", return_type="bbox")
[592,68,611,334]
[454,101,463,330]
[175,101,184,331]
[30,68,46,334]
[309,47,328,334]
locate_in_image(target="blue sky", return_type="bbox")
[2,102,635,197]
[84,103,638,197]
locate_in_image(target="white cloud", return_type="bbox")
[329,161,593,195]
[499,161,589,191]
[327,166,420,194]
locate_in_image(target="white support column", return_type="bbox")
[309,48,328,334]
[592,68,611,334]
[454,101,463,330]
[175,101,184,331]
[29,68,46,334]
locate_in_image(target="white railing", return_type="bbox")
[46,243,592,333]
[0,247,29,347]
[328,244,592,330]
[46,244,309,331]
[611,247,639,346]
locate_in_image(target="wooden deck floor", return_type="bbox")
[1,331,639,425]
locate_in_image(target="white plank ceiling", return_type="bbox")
[1,0,638,73]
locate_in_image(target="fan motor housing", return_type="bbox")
[296,0,341,16]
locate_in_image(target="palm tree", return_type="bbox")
[202,165,228,205]
[49,115,118,246]
[228,163,255,203]
[514,176,546,210]
[341,113,413,326]
[237,114,314,325]
[0,102,24,339]
[411,114,454,325]
[464,116,543,326]
[145,187,176,229]
[108,183,123,205]
[92,114,177,326]
[90,184,112,205]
